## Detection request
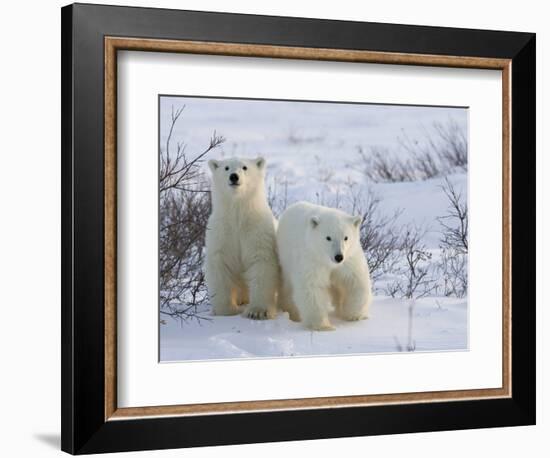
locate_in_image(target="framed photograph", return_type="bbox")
[61,3,536,454]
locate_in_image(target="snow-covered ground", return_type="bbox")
[161,296,467,361]
[159,96,468,362]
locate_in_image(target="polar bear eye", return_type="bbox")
[224,166,229,171]
[243,166,248,170]
[326,236,331,241]
[344,236,348,241]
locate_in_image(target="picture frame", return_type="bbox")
[61,3,536,454]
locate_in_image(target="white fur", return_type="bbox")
[277,202,373,330]
[205,157,279,319]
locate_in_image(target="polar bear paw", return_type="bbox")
[305,317,336,331]
[341,310,369,321]
[310,322,336,331]
[243,304,276,320]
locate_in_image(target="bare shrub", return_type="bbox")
[356,119,468,183]
[436,178,468,297]
[159,105,225,322]
[437,177,468,254]
[267,175,290,218]
[399,118,468,173]
[437,248,468,298]
[160,106,225,194]
[433,120,468,170]
[385,225,437,352]
[287,129,324,145]
[314,154,335,184]
[356,146,418,183]
[347,186,403,285]
[411,150,441,179]
[160,188,211,321]
[385,226,436,299]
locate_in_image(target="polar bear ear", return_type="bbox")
[310,216,320,228]
[208,159,219,172]
[255,157,266,169]
[351,215,362,229]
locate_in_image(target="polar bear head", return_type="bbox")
[208,157,266,200]
[309,209,362,266]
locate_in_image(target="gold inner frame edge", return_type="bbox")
[104,37,512,421]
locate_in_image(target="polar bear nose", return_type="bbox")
[229,173,239,184]
[335,253,344,263]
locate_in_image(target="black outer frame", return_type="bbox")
[61,3,536,454]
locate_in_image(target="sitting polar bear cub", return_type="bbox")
[277,202,373,330]
[205,156,278,320]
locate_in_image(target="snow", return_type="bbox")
[160,296,467,361]
[159,95,468,362]
[159,96,467,167]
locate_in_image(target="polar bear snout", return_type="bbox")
[229,173,240,185]
[334,253,344,263]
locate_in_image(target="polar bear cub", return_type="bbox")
[205,157,278,319]
[277,202,372,330]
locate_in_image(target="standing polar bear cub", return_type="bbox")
[205,157,279,319]
[277,202,373,330]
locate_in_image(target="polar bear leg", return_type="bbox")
[330,284,344,317]
[243,261,278,320]
[339,284,370,321]
[236,281,249,306]
[293,283,335,331]
[277,277,300,322]
[331,263,371,321]
[207,262,240,316]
